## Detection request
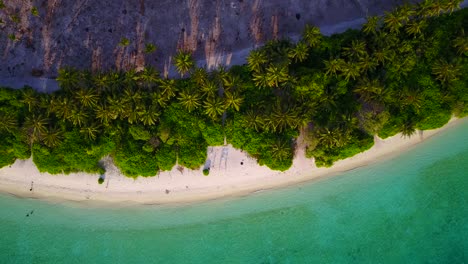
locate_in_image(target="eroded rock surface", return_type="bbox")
[0,0,410,79]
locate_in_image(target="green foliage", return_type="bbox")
[155,144,177,171]
[33,130,113,174]
[0,88,29,168]
[128,126,151,141]
[119,38,130,47]
[98,177,104,184]
[0,133,30,168]
[144,43,157,54]
[178,141,207,169]
[359,111,390,136]
[203,168,210,176]
[31,7,39,17]
[174,51,195,77]
[142,143,154,152]
[226,115,295,171]
[0,2,466,177]
[308,130,374,167]
[199,121,224,146]
[113,133,176,177]
[113,136,159,177]
[378,117,403,139]
[10,14,20,24]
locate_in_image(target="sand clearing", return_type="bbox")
[0,118,463,205]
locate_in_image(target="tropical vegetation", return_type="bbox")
[0,1,467,177]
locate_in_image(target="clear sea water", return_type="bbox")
[1,120,467,264]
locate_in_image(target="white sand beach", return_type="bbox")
[0,118,464,205]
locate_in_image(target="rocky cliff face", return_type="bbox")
[0,0,408,79]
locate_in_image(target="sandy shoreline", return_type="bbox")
[0,117,465,206]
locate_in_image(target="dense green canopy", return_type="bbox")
[1,1,467,177]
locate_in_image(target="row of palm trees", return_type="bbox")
[4,0,466,169]
[363,0,463,35]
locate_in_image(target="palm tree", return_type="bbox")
[67,109,88,127]
[405,20,427,37]
[270,139,291,161]
[302,24,322,48]
[362,16,381,35]
[80,123,101,141]
[397,3,416,21]
[93,72,112,92]
[42,126,63,147]
[144,43,157,54]
[419,0,444,17]
[242,110,264,131]
[432,60,461,84]
[265,64,289,87]
[47,95,59,116]
[174,51,195,77]
[399,88,424,113]
[323,58,345,76]
[138,66,159,88]
[123,69,139,88]
[317,128,345,149]
[95,104,117,125]
[319,90,338,114]
[342,40,367,60]
[265,102,299,132]
[38,94,52,113]
[23,114,48,144]
[288,41,309,62]
[212,65,229,85]
[107,96,126,120]
[158,78,177,100]
[203,97,225,120]
[247,49,267,72]
[341,62,361,81]
[373,48,394,65]
[224,91,244,111]
[358,55,378,73]
[178,91,201,112]
[200,80,218,98]
[150,92,169,109]
[106,71,122,91]
[453,30,468,56]
[429,0,445,16]
[353,78,386,103]
[383,10,404,33]
[263,40,292,66]
[192,67,208,86]
[252,71,269,88]
[54,98,73,120]
[139,106,159,126]
[443,0,462,13]
[222,73,241,91]
[124,88,143,105]
[21,88,38,112]
[56,67,79,90]
[75,88,99,108]
[400,119,416,138]
[418,0,433,17]
[126,107,140,124]
[0,113,17,133]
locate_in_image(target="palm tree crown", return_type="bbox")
[174,51,195,77]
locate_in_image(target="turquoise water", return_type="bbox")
[1,120,467,263]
